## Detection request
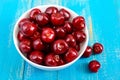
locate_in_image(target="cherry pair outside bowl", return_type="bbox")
[13,5,89,71]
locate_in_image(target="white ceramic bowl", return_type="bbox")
[13,5,88,71]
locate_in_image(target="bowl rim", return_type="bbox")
[13,5,89,70]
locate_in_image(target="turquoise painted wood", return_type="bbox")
[0,0,120,80]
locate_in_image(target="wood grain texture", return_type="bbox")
[0,0,120,80]
[23,0,59,80]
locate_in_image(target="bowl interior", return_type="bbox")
[13,5,88,70]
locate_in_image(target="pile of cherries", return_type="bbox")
[17,7,86,66]
[82,43,103,72]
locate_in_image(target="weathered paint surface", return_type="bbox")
[0,0,120,80]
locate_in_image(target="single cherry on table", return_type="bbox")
[88,60,101,72]
[93,43,103,54]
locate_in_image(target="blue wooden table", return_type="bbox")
[0,0,120,80]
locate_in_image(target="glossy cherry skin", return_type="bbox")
[45,7,58,15]
[75,44,80,51]
[63,22,72,33]
[41,27,55,43]
[53,39,69,54]
[72,31,86,43]
[19,39,31,54]
[55,27,66,38]
[51,13,65,26]
[59,8,70,20]
[82,46,92,58]
[88,60,101,72]
[18,18,30,29]
[44,53,59,66]
[72,16,85,31]
[32,38,44,51]
[58,59,65,66]
[64,48,78,63]
[30,31,41,40]
[36,13,49,26]
[29,51,44,64]
[65,34,76,48]
[17,31,26,41]
[29,8,41,20]
[20,22,38,37]
[93,43,103,54]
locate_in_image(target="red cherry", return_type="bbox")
[51,13,65,26]
[59,8,70,20]
[17,31,26,41]
[45,7,58,15]
[58,59,65,66]
[32,38,44,51]
[36,13,49,26]
[82,46,92,58]
[45,53,64,66]
[41,27,55,43]
[30,31,41,40]
[88,60,101,72]
[75,44,80,51]
[73,31,86,43]
[93,43,103,54]
[53,39,68,54]
[29,51,44,64]
[72,16,85,31]
[19,39,31,54]
[21,22,38,37]
[18,18,30,29]
[29,8,41,20]
[65,34,76,48]
[64,48,78,63]
[44,53,58,66]
[53,54,61,64]
[55,27,66,38]
[17,7,87,67]
[63,22,72,33]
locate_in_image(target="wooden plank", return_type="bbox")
[88,0,120,80]
[23,63,58,80]
[57,0,96,80]
[58,0,120,80]
[0,0,32,79]
[23,0,60,80]
[0,0,120,79]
